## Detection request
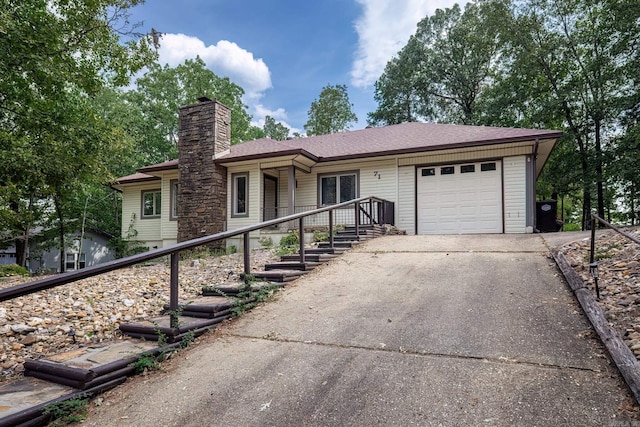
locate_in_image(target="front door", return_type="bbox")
[263,175,278,221]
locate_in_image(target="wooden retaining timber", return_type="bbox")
[264,261,321,271]
[280,254,338,263]
[119,315,228,343]
[22,341,183,392]
[0,377,127,427]
[552,249,640,404]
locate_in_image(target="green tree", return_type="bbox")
[0,0,156,268]
[128,56,253,158]
[263,116,289,140]
[370,1,508,126]
[368,36,425,125]
[304,84,357,136]
[498,0,638,227]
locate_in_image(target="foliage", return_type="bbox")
[370,0,640,227]
[263,116,290,141]
[180,330,195,349]
[0,264,29,277]
[128,56,253,153]
[130,354,160,374]
[304,84,357,135]
[312,230,330,242]
[0,0,157,268]
[232,282,277,316]
[276,231,299,255]
[107,214,148,258]
[369,1,508,126]
[258,236,274,248]
[43,395,89,426]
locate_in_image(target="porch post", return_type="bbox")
[287,166,296,216]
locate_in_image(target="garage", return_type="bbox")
[417,161,503,234]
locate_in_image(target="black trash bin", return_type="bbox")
[536,199,560,232]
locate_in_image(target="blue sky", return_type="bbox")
[127,0,465,134]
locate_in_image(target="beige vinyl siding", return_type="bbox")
[398,143,532,167]
[276,169,289,214]
[397,166,416,235]
[503,156,527,233]
[120,181,162,242]
[294,159,397,207]
[227,164,261,231]
[159,171,179,245]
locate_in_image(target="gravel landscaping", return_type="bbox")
[558,226,640,358]
[0,248,280,380]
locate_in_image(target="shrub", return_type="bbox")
[0,264,29,277]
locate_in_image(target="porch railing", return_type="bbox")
[262,199,395,230]
[0,196,394,328]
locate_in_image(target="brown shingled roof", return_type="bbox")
[218,122,563,163]
[112,172,160,185]
[138,159,179,173]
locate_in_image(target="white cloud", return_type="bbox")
[350,0,465,89]
[250,104,302,136]
[157,33,272,99]
[253,104,288,121]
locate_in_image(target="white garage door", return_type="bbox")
[417,161,503,234]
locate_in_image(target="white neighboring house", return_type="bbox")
[0,228,115,274]
[112,99,563,251]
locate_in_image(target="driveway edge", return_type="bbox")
[551,248,640,404]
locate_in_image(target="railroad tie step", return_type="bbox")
[250,270,307,283]
[280,253,338,263]
[264,261,321,271]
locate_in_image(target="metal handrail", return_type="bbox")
[589,213,640,299]
[0,196,394,320]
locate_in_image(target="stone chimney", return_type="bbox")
[177,98,230,246]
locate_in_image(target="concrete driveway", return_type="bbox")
[86,235,636,426]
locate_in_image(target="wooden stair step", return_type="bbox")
[280,254,338,263]
[332,234,369,241]
[264,262,320,271]
[304,247,347,255]
[317,241,359,248]
[250,270,308,282]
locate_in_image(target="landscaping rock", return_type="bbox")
[0,248,279,380]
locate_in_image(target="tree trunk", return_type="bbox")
[55,196,66,273]
[14,238,26,268]
[595,117,605,222]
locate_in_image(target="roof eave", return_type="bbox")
[216,149,319,165]
[316,133,564,163]
[138,163,179,174]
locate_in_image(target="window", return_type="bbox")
[441,166,455,175]
[461,164,475,173]
[232,172,249,217]
[422,168,436,177]
[319,171,358,205]
[142,189,161,218]
[170,180,179,221]
[481,162,497,172]
[65,253,85,271]
[65,254,75,271]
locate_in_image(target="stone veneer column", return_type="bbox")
[177,98,230,246]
